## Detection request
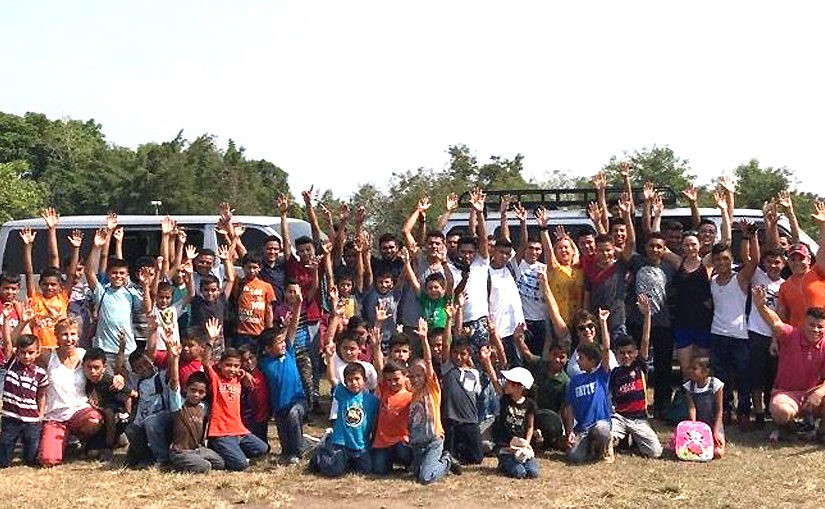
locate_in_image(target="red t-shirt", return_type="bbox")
[243,370,270,424]
[154,353,203,390]
[779,265,825,327]
[286,256,322,322]
[773,324,825,392]
[235,278,276,336]
[207,364,248,437]
[373,380,412,448]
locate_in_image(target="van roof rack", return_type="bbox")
[457,187,678,210]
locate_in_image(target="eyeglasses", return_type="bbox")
[577,323,596,331]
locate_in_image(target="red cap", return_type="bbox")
[787,243,810,259]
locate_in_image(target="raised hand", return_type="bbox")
[214,217,230,237]
[479,345,492,364]
[93,228,108,247]
[469,187,486,213]
[185,245,198,261]
[181,261,194,276]
[137,267,153,287]
[233,223,246,239]
[587,202,602,224]
[762,200,778,225]
[719,176,736,194]
[161,215,175,235]
[416,317,428,338]
[417,196,432,213]
[41,207,59,229]
[276,194,290,215]
[751,286,768,309]
[444,301,457,320]
[446,192,459,212]
[216,245,230,261]
[591,172,607,190]
[397,246,410,263]
[499,194,512,214]
[619,160,633,178]
[67,229,84,248]
[513,201,527,222]
[598,307,610,322]
[112,226,124,242]
[339,202,351,223]
[205,317,222,340]
[106,212,118,231]
[812,201,825,223]
[733,218,753,233]
[301,185,314,205]
[534,206,548,228]
[554,225,568,241]
[176,228,187,244]
[637,293,651,316]
[354,205,367,224]
[218,202,234,223]
[318,203,333,225]
[643,182,655,202]
[617,193,631,215]
[652,193,664,216]
[713,190,728,211]
[155,256,164,272]
[375,300,389,324]
[776,190,794,211]
[682,186,698,203]
[19,228,37,245]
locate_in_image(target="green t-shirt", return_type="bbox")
[419,294,448,329]
[529,360,569,413]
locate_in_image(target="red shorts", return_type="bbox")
[40,407,103,467]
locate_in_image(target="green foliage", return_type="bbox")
[731,159,793,209]
[602,146,695,196]
[0,161,45,222]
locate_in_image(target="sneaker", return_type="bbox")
[303,433,322,445]
[287,455,301,465]
[603,440,615,464]
[442,451,462,475]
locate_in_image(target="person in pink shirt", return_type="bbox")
[752,287,825,442]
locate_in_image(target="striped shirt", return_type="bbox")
[2,358,49,422]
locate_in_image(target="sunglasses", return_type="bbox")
[577,323,596,331]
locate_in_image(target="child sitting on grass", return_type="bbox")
[83,346,132,457]
[683,356,725,458]
[609,295,663,458]
[565,309,614,463]
[311,348,379,476]
[239,345,270,445]
[480,348,539,479]
[441,337,484,466]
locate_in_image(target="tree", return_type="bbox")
[602,146,695,196]
[0,161,45,222]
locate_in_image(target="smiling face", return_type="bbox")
[458,242,477,267]
[425,279,445,300]
[339,338,361,363]
[682,235,700,259]
[55,323,79,352]
[578,234,596,257]
[712,249,732,276]
[156,289,173,309]
[698,223,717,248]
[803,315,825,344]
[616,344,638,367]
[645,237,666,263]
[610,224,627,248]
[576,320,597,343]
[263,239,281,263]
[524,241,542,264]
[788,253,810,276]
[446,234,460,258]
[0,282,19,303]
[39,276,61,298]
[763,254,785,281]
[194,254,215,276]
[596,241,615,267]
[384,369,408,393]
[296,242,315,264]
[218,356,242,379]
[380,240,398,261]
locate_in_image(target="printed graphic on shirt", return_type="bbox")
[345,402,365,427]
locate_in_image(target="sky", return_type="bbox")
[2,1,824,199]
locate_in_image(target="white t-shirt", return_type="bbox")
[514,259,547,321]
[747,268,783,337]
[44,349,90,422]
[153,300,185,350]
[328,352,378,419]
[489,265,525,338]
[462,256,490,322]
[711,274,749,339]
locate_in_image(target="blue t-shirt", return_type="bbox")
[259,348,305,413]
[93,283,143,354]
[330,384,378,451]
[566,368,611,433]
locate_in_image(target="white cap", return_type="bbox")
[500,367,534,390]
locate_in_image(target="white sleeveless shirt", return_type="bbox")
[710,274,749,339]
[44,348,90,422]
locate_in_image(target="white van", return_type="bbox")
[442,188,820,256]
[0,215,316,277]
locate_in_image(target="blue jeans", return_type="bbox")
[273,401,306,457]
[208,433,269,471]
[372,442,413,475]
[125,411,172,465]
[310,442,371,477]
[710,334,751,416]
[410,438,450,484]
[498,453,540,479]
[0,417,41,467]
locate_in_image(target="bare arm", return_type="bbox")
[65,230,83,295]
[85,229,108,290]
[417,318,434,379]
[400,249,420,296]
[537,270,570,339]
[470,189,490,259]
[752,286,786,337]
[637,294,651,360]
[762,200,781,250]
[598,309,611,372]
[402,198,428,250]
[714,191,732,246]
[641,182,655,239]
[812,202,825,273]
[42,208,60,269]
[737,223,760,291]
[20,229,37,298]
[619,195,637,262]
[682,187,701,230]
[619,162,635,217]
[592,172,610,233]
[778,191,801,244]
[436,193,458,232]
[498,195,511,243]
[480,346,503,396]
[301,187,322,244]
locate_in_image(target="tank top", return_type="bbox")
[710,274,748,339]
[673,261,712,330]
[43,348,90,422]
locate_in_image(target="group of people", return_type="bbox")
[1,168,824,483]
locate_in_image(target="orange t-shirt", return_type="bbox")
[409,371,444,444]
[779,265,825,327]
[235,278,275,336]
[30,292,69,349]
[206,364,248,437]
[373,380,412,448]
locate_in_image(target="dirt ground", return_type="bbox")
[1,418,823,509]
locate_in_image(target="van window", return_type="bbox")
[239,226,273,259]
[121,226,204,268]
[2,227,99,274]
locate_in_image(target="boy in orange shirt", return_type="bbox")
[232,254,275,350]
[201,320,269,470]
[21,212,80,349]
[370,325,413,475]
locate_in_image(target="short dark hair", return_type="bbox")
[761,247,786,260]
[294,236,313,248]
[609,218,626,228]
[613,334,636,350]
[495,238,513,250]
[450,336,472,352]
[107,257,129,270]
[135,256,155,270]
[220,348,242,363]
[15,334,38,350]
[807,307,825,320]
[39,266,62,281]
[157,281,173,293]
[335,270,354,284]
[458,236,478,249]
[711,242,730,256]
[83,347,107,364]
[187,371,209,388]
[425,230,445,242]
[374,270,394,282]
[576,226,597,239]
[200,274,220,289]
[699,218,716,229]
[260,326,286,348]
[595,233,614,245]
[128,349,150,367]
[577,341,602,363]
[197,249,216,258]
[378,233,398,245]
[647,232,666,242]
[388,332,410,349]
[424,272,446,286]
[337,330,362,347]
[241,253,262,266]
[0,273,21,286]
[689,356,710,372]
[346,316,368,332]
[264,235,281,245]
[664,220,684,232]
[343,362,366,380]
[382,360,408,376]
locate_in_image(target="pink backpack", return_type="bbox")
[674,420,714,462]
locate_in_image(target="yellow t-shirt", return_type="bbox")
[548,264,584,326]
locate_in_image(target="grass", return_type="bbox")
[1,418,824,509]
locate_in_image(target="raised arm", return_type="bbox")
[165,333,182,392]
[479,345,503,395]
[618,194,637,261]
[587,202,608,235]
[637,294,652,360]
[513,202,528,263]
[323,341,339,387]
[417,317,434,379]
[736,221,760,291]
[274,194,293,259]
[301,186,322,244]
[752,286,785,336]
[284,287,302,345]
[20,228,37,298]
[514,325,540,365]
[436,193,459,232]
[402,197,429,250]
[592,172,610,233]
[537,270,570,339]
[777,191,801,244]
[399,248,420,296]
[714,190,732,246]
[137,267,153,314]
[64,230,83,295]
[42,207,60,269]
[682,186,701,230]
[641,182,655,239]
[762,200,781,250]
[85,228,108,291]
[498,195,512,243]
[535,208,556,267]
[651,193,664,234]
[719,176,736,222]
[112,225,124,261]
[598,308,611,372]
[619,161,635,217]
[469,189,489,259]
[812,202,825,273]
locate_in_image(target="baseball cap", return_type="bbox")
[787,243,810,259]
[500,367,534,390]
